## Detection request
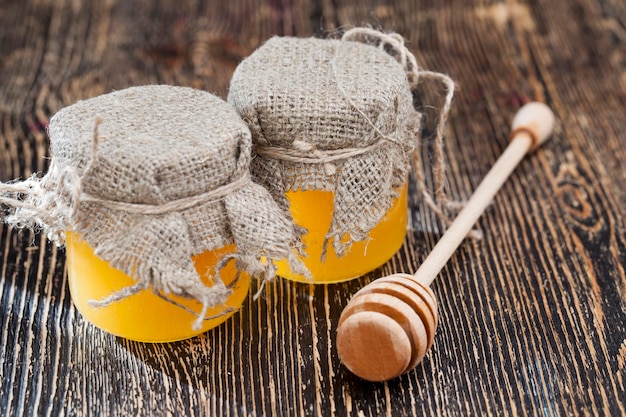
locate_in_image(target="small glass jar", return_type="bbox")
[228,36,418,284]
[35,85,301,342]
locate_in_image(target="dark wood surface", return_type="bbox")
[1,0,625,416]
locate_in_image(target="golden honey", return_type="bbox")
[276,183,408,283]
[66,232,250,342]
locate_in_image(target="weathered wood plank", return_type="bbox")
[1,0,624,416]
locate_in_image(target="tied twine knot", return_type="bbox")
[292,140,336,176]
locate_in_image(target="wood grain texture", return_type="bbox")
[0,0,624,416]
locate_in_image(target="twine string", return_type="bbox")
[342,28,480,237]
[254,138,390,177]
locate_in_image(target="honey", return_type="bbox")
[276,183,408,283]
[65,232,250,342]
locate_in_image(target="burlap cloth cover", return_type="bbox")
[228,28,454,258]
[228,29,433,258]
[0,85,307,329]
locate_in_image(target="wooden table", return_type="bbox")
[1,1,624,415]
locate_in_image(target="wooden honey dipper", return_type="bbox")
[336,102,556,382]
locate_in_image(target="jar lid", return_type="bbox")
[229,37,417,151]
[49,85,250,205]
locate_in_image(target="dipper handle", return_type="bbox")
[336,102,555,382]
[415,101,555,287]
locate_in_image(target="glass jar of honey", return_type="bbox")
[229,36,419,283]
[5,85,305,342]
